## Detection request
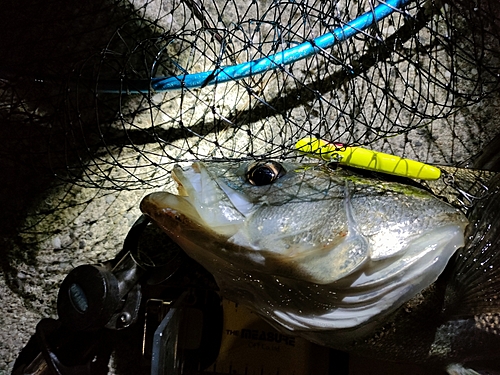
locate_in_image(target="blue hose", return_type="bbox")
[100,0,412,93]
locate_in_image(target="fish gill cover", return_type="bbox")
[0,0,499,373]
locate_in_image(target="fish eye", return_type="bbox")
[246,161,286,186]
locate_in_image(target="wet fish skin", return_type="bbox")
[140,161,500,372]
[341,173,500,370]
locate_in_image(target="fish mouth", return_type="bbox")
[141,162,253,237]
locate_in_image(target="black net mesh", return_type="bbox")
[1,0,499,372]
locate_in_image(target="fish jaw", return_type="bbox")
[139,161,263,274]
[159,162,253,237]
[140,193,235,272]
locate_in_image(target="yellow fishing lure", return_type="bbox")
[295,137,441,180]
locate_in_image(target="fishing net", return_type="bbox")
[1,0,499,372]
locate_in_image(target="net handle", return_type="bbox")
[97,0,412,93]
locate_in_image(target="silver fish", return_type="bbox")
[140,160,500,374]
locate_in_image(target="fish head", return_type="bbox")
[140,160,468,336]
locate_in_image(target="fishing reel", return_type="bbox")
[12,215,343,375]
[12,215,223,375]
